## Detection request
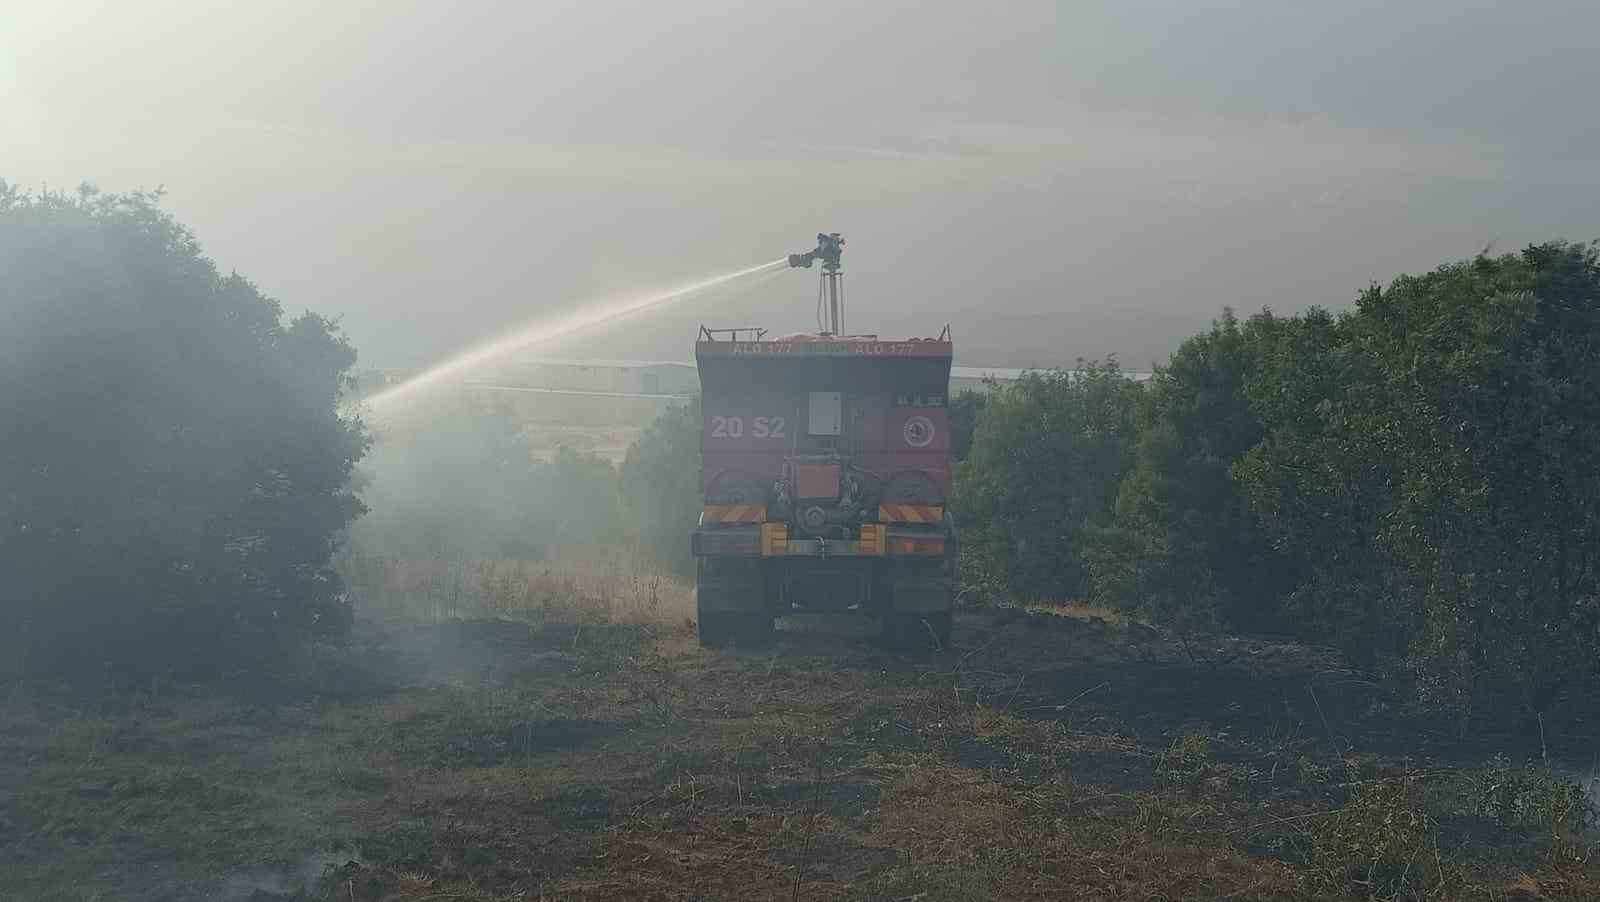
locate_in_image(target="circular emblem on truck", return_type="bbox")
[903,415,935,448]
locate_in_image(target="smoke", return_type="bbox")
[347,393,625,565]
[218,850,360,901]
[340,256,798,621]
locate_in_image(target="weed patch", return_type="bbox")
[1155,729,1214,788]
[1456,753,1594,837]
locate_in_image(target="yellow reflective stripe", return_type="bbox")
[703,504,766,523]
[878,504,944,523]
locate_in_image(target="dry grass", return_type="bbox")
[338,545,695,627]
[1023,601,1134,626]
[3,599,1596,901]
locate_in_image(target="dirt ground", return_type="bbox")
[3,608,1595,901]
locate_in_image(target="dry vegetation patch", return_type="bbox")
[3,600,1596,900]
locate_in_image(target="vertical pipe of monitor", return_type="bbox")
[838,271,845,334]
[826,270,843,335]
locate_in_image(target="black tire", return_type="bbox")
[742,613,776,647]
[698,611,734,649]
[698,611,774,649]
[697,557,770,649]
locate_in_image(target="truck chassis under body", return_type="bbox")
[693,524,955,649]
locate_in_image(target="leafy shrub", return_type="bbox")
[1240,243,1600,722]
[958,242,1600,731]
[1087,309,1303,633]
[619,398,702,576]
[947,389,988,463]
[1459,754,1593,837]
[954,361,1141,602]
[0,184,368,678]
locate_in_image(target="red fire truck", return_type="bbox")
[690,234,956,648]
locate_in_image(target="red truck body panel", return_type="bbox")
[695,337,954,509]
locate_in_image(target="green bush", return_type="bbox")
[953,361,1141,602]
[1240,243,1600,721]
[947,389,988,463]
[0,184,368,678]
[619,398,702,576]
[960,243,1600,729]
[1087,309,1303,633]
[1459,754,1593,837]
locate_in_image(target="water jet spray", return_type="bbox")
[361,258,787,412]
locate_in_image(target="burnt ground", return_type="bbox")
[2,609,1595,901]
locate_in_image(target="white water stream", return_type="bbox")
[363,258,787,412]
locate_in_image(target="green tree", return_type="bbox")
[536,446,624,548]
[1239,243,1600,722]
[1088,309,1303,632]
[947,389,988,463]
[0,183,369,677]
[954,361,1141,601]
[619,399,702,576]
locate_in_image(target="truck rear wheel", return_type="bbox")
[697,611,732,648]
[697,611,774,648]
[695,557,774,649]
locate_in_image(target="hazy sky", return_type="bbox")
[5,0,1597,370]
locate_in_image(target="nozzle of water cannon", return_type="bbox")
[817,232,844,266]
[789,232,843,269]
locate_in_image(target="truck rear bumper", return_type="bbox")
[693,527,954,617]
[691,525,950,559]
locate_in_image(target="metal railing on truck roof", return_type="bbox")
[698,326,767,342]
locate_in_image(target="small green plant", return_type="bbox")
[1155,731,1213,787]
[1460,754,1594,837]
[1130,794,1176,838]
[1303,772,1458,899]
[1296,755,1331,787]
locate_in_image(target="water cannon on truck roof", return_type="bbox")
[787,232,844,270]
[788,233,848,336]
[691,233,957,649]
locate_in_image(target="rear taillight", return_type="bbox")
[761,522,788,557]
[888,535,946,557]
[858,523,886,556]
